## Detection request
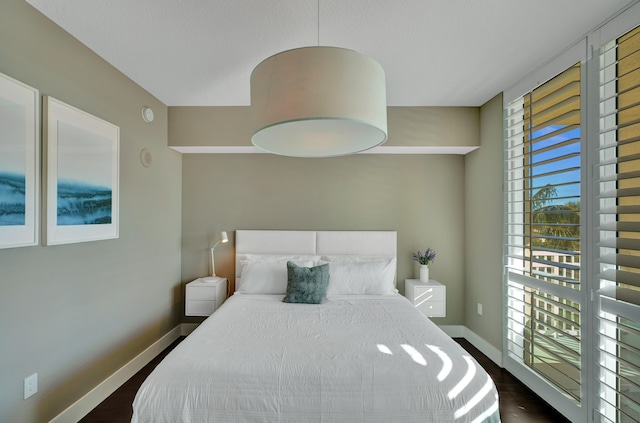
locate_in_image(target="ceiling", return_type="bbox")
[26,0,635,107]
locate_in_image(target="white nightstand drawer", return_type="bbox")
[416,301,445,317]
[412,285,445,303]
[185,277,227,317]
[188,286,216,301]
[404,279,446,318]
[186,300,216,316]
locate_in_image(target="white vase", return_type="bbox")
[419,265,430,282]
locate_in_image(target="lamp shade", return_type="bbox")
[250,47,387,158]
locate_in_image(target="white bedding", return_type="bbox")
[132,293,500,423]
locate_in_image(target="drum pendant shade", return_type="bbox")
[250,47,388,157]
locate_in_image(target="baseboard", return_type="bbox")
[49,325,182,423]
[462,327,503,367]
[438,324,465,338]
[438,324,503,368]
[181,322,199,336]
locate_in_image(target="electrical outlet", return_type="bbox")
[477,303,483,316]
[24,373,37,399]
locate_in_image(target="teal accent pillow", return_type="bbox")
[283,261,330,304]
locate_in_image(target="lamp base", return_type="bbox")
[201,276,219,282]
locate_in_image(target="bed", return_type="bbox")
[132,230,500,422]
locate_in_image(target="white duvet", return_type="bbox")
[132,294,500,423]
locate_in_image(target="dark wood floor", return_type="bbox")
[454,339,570,423]
[79,337,184,423]
[80,337,569,423]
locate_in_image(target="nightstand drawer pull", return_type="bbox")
[416,301,445,317]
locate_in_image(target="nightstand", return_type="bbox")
[404,279,446,317]
[185,276,227,316]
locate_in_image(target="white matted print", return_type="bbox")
[43,96,119,245]
[0,72,39,249]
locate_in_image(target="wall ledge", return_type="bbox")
[170,145,479,155]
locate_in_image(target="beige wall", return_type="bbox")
[181,154,466,324]
[0,1,504,421]
[464,93,504,349]
[0,1,182,422]
[178,107,480,327]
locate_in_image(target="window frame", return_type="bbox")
[503,40,588,422]
[502,3,640,421]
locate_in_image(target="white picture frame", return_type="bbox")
[0,72,40,249]
[43,96,119,245]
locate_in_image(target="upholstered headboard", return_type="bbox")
[235,230,397,290]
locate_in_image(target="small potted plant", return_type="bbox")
[412,248,436,282]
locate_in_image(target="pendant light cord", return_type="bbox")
[317,0,320,46]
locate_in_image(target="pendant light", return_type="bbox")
[249,5,387,158]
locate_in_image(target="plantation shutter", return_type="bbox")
[506,64,582,281]
[505,63,581,414]
[596,24,640,423]
[504,63,583,412]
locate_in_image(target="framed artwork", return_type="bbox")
[0,72,39,249]
[43,96,119,245]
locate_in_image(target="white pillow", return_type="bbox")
[326,258,396,296]
[238,260,314,294]
[238,254,320,276]
[243,254,320,263]
[321,255,393,262]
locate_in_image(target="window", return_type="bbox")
[505,64,583,409]
[504,7,640,421]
